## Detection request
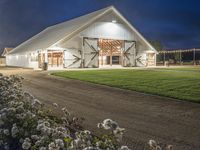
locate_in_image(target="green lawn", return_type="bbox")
[51,67,200,103]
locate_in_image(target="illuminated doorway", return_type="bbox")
[98,39,123,66]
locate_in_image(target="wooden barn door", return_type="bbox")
[123,41,136,67]
[83,37,99,68]
[64,49,81,68]
[135,53,147,67]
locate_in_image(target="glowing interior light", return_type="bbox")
[112,20,117,23]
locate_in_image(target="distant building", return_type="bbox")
[6,6,157,70]
[0,47,14,66]
[2,47,14,56]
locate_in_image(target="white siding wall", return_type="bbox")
[81,22,135,40]
[6,53,39,69]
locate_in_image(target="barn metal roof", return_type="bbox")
[9,6,156,55]
[2,47,14,56]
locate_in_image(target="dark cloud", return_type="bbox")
[0,0,200,53]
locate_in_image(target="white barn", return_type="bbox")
[6,6,157,70]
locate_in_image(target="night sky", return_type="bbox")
[0,0,200,53]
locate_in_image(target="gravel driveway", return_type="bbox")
[1,67,200,150]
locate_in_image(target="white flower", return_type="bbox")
[37,122,45,131]
[62,107,70,116]
[120,146,130,150]
[39,147,46,150]
[35,140,42,146]
[83,147,100,150]
[84,130,91,135]
[11,123,19,138]
[113,127,125,141]
[148,139,163,150]
[31,135,40,141]
[74,138,82,147]
[53,103,58,108]
[48,142,58,150]
[22,138,31,150]
[31,99,42,108]
[3,129,9,136]
[101,119,119,130]
[97,123,103,128]
[149,139,157,148]
[47,127,52,135]
[55,139,64,148]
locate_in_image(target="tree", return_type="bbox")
[149,40,163,51]
[149,40,164,62]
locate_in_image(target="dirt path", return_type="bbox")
[1,68,200,149]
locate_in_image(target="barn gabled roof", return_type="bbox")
[9,6,157,54]
[2,47,14,56]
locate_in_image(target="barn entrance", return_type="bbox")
[98,39,123,66]
[48,51,63,67]
[83,37,136,68]
[38,51,63,69]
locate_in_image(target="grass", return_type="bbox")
[51,67,200,103]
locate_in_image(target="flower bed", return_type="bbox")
[0,74,172,150]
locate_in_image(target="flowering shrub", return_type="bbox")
[0,74,173,150]
[0,74,131,150]
[148,140,173,150]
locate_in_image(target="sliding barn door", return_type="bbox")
[83,38,99,68]
[135,52,147,67]
[123,41,136,67]
[64,49,81,68]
